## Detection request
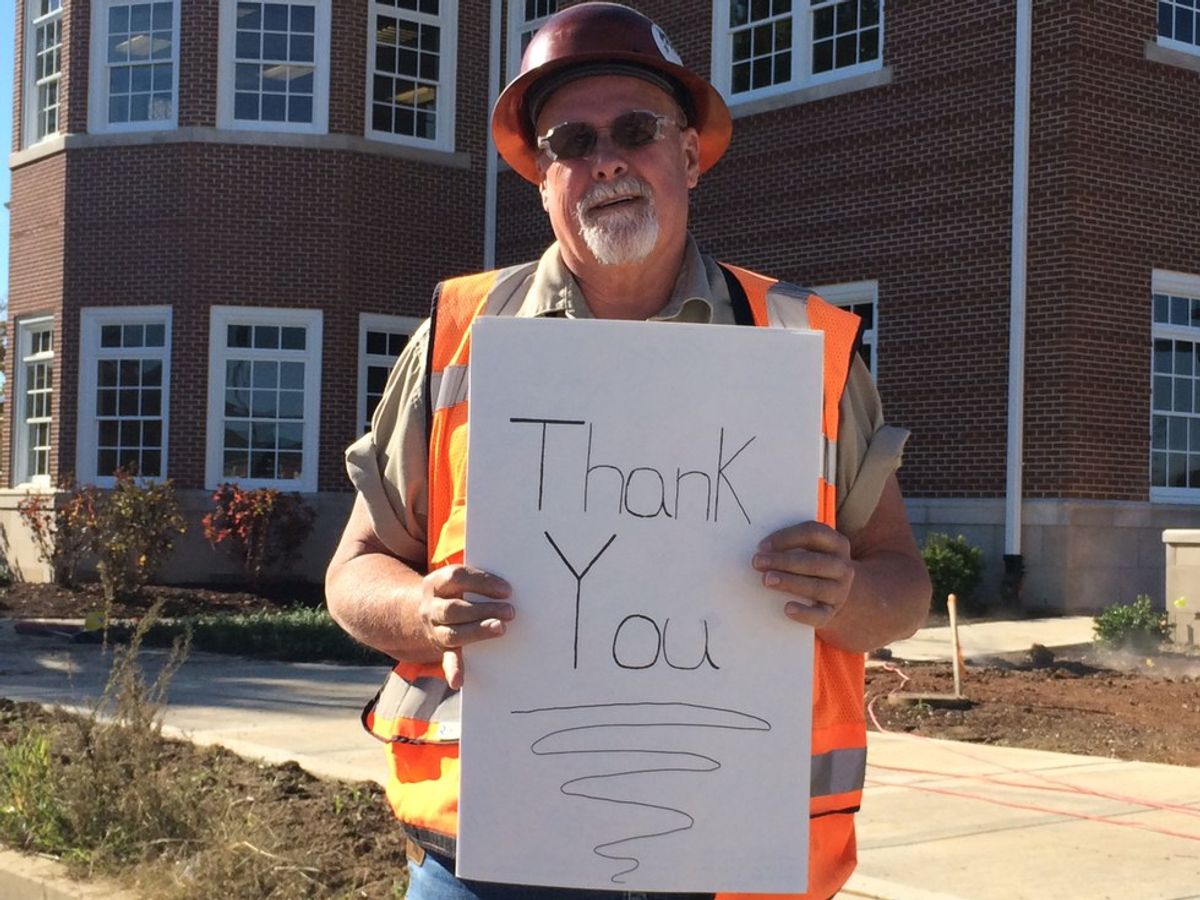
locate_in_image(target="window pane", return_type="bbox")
[281,326,306,349]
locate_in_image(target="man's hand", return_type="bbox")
[418,565,514,690]
[752,522,855,630]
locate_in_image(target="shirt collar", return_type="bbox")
[521,234,718,323]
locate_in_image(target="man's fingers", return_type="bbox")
[431,616,509,650]
[431,565,511,600]
[752,548,850,583]
[435,596,514,626]
[758,521,850,556]
[783,599,836,629]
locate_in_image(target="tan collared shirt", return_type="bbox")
[346,237,909,565]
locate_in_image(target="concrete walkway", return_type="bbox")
[1,615,1197,900]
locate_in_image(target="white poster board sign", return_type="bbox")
[458,317,823,894]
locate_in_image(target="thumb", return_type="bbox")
[443,648,464,690]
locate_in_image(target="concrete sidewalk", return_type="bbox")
[2,616,1197,900]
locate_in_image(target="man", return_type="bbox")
[326,4,931,899]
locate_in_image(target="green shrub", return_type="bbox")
[1093,595,1171,651]
[921,532,984,613]
[93,469,187,606]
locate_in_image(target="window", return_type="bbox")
[88,1,179,133]
[15,318,54,486]
[207,307,322,491]
[815,280,876,376]
[1151,271,1200,500]
[367,0,458,150]
[359,314,420,434]
[77,308,171,485]
[711,0,883,103]
[26,0,63,145]
[1159,0,1200,52]
[218,0,332,132]
[506,0,557,79]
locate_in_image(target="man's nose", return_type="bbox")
[589,132,628,181]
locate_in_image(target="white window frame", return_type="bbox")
[710,0,884,107]
[14,317,55,488]
[25,0,63,146]
[505,0,557,81]
[1158,0,1200,56]
[365,0,458,152]
[76,306,172,487]
[1150,269,1200,503]
[358,313,420,435]
[88,0,181,134]
[814,280,877,377]
[206,306,323,492]
[216,0,332,133]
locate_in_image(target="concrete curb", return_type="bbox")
[0,849,135,900]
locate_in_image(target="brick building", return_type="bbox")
[6,1,1200,610]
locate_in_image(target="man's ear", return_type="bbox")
[682,127,701,189]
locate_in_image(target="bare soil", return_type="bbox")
[866,649,1200,767]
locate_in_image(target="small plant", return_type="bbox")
[16,476,99,586]
[921,532,984,613]
[92,469,187,620]
[1093,595,1171,652]
[202,484,316,588]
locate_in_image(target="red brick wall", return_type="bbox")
[10,0,492,493]
[6,157,67,488]
[1023,1,1200,500]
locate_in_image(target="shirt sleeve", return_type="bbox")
[834,355,910,538]
[344,318,432,567]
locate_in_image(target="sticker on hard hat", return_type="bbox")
[651,23,683,66]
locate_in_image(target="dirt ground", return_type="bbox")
[866,649,1200,767]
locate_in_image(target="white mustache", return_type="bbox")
[577,176,653,218]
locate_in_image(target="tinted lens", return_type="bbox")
[610,110,661,149]
[546,122,597,160]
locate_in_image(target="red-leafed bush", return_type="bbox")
[17,476,100,586]
[202,485,316,588]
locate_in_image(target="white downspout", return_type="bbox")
[484,0,502,269]
[1005,0,1033,559]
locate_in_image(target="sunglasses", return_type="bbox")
[536,109,681,162]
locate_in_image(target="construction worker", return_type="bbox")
[326,4,931,898]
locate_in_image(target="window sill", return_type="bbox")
[1145,40,1200,75]
[726,66,892,120]
[1151,488,1200,505]
[9,127,470,170]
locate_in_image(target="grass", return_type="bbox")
[0,606,408,898]
[132,606,391,666]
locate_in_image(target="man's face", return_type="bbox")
[534,74,701,271]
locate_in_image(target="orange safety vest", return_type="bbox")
[363,262,867,899]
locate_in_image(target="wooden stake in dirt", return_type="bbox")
[886,591,973,710]
[948,592,963,699]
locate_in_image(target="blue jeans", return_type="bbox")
[407,849,716,900]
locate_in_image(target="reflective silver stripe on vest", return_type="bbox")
[429,263,538,415]
[824,436,838,487]
[374,670,461,742]
[432,363,469,414]
[810,746,866,797]
[764,281,813,330]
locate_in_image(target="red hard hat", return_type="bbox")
[492,2,732,184]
